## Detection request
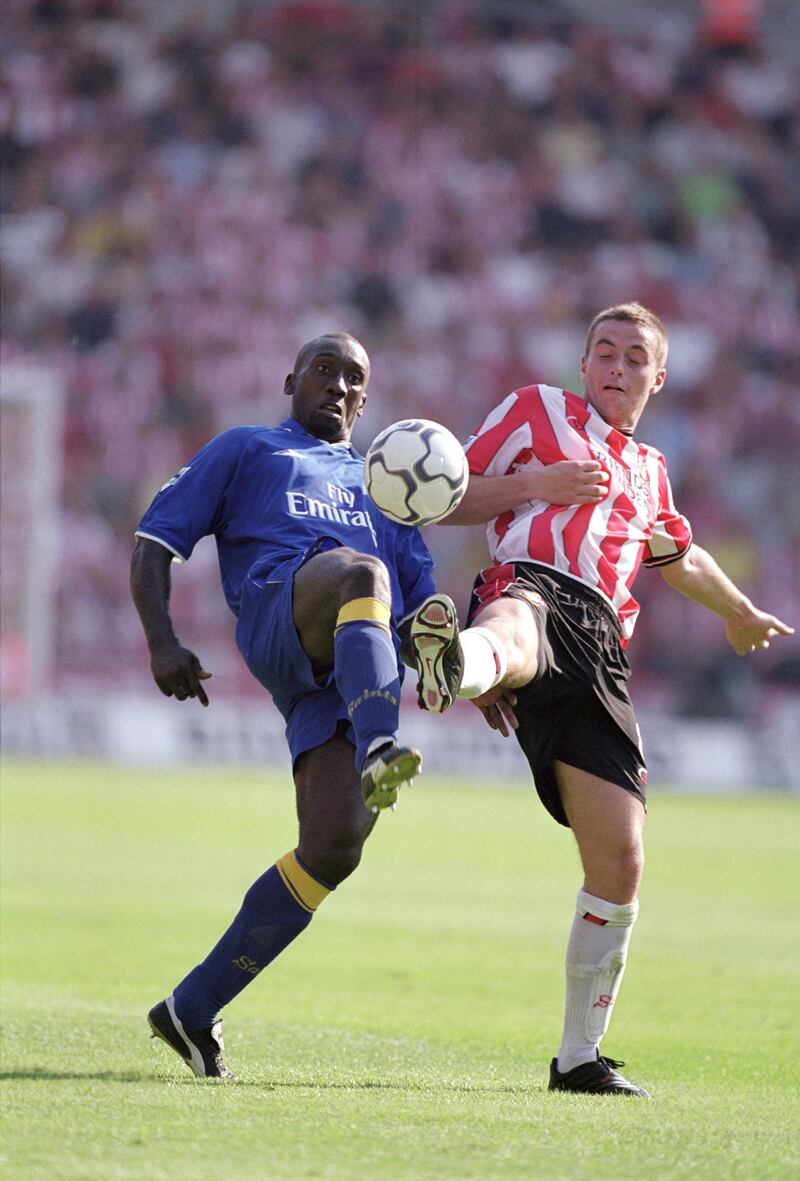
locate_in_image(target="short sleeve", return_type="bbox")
[464,391,538,477]
[136,427,252,561]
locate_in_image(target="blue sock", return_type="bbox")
[334,599,401,771]
[172,851,332,1028]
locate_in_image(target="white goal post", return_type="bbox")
[0,361,64,699]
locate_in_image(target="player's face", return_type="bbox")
[580,321,666,432]
[286,338,370,443]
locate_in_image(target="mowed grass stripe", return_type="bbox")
[1,758,798,1181]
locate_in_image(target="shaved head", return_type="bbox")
[293,334,370,378]
[285,332,371,443]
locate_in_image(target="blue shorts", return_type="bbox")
[235,547,355,766]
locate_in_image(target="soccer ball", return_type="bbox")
[364,418,469,526]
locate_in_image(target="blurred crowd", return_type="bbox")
[2,0,799,717]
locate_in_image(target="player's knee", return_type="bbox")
[297,808,372,886]
[605,843,644,900]
[336,549,391,606]
[619,843,644,893]
[585,839,643,903]
[503,636,538,687]
[304,833,365,886]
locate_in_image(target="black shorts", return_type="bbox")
[468,562,647,828]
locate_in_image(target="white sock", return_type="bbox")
[457,627,507,699]
[557,889,639,1074]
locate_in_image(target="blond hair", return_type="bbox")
[585,302,668,367]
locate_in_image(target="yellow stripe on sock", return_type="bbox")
[335,597,391,632]
[276,851,332,913]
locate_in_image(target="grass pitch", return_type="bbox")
[1,758,798,1181]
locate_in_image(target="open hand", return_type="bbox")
[726,609,794,656]
[469,685,518,737]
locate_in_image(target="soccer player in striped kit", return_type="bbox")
[410,302,793,1096]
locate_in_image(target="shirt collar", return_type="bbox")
[279,416,359,454]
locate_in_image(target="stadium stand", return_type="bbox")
[2,0,798,726]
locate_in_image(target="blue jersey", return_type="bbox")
[136,417,436,629]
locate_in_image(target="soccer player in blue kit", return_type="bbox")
[131,333,446,1078]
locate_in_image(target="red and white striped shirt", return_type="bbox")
[464,384,692,643]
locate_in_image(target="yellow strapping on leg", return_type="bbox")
[335,597,391,633]
[276,851,332,913]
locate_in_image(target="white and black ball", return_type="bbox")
[364,418,469,526]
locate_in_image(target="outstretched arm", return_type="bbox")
[441,461,609,525]
[659,544,794,655]
[130,537,212,705]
